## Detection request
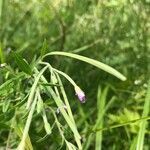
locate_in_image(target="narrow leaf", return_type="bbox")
[40,39,47,57]
[13,52,32,75]
[43,51,126,81]
[136,80,150,150]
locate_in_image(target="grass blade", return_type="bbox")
[18,90,38,150]
[136,80,150,150]
[95,87,108,150]
[90,116,150,134]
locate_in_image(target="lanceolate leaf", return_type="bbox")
[13,52,32,75]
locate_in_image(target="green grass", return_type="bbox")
[136,80,150,150]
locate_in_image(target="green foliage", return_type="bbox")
[0,0,150,149]
[13,52,32,75]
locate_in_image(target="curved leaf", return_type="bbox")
[43,51,126,81]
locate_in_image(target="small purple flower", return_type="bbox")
[75,86,86,103]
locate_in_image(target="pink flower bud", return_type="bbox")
[75,86,86,103]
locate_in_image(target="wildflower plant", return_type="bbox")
[0,51,126,150]
[1,0,149,149]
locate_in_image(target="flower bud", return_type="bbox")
[74,86,86,103]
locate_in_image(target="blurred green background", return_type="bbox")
[0,0,150,149]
